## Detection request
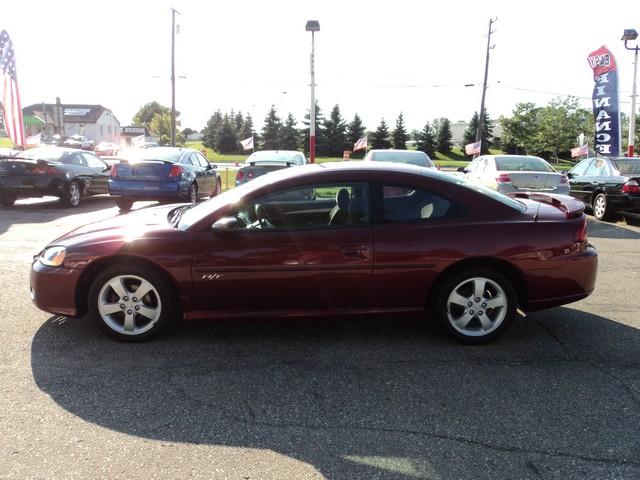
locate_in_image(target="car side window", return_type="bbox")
[66,153,87,166]
[231,183,369,231]
[585,158,608,176]
[82,153,106,169]
[181,155,195,166]
[195,152,210,168]
[570,158,592,177]
[381,184,454,223]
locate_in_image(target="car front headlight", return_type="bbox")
[40,246,66,267]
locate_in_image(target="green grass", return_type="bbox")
[0,137,14,147]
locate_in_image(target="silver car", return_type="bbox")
[459,155,569,195]
[363,149,435,169]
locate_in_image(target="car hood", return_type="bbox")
[49,203,186,249]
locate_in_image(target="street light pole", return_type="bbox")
[171,8,180,147]
[623,29,639,157]
[306,20,320,163]
[475,17,497,156]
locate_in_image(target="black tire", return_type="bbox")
[433,268,517,345]
[88,264,177,342]
[0,194,16,207]
[592,193,610,221]
[188,183,198,203]
[116,198,134,213]
[60,180,81,208]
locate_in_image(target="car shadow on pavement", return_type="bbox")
[587,218,640,239]
[31,308,640,479]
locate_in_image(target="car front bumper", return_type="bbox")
[30,260,81,317]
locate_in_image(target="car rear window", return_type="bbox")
[612,159,640,175]
[494,156,554,172]
[123,148,184,163]
[247,151,304,164]
[21,147,66,162]
[373,151,433,167]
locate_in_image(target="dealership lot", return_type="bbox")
[1,197,640,479]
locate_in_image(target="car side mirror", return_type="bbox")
[457,167,467,173]
[212,216,239,233]
[566,172,574,179]
[207,163,216,170]
[103,164,111,172]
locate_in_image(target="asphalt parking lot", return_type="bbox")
[1,196,640,479]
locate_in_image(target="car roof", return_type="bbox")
[369,149,426,154]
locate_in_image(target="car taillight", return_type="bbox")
[622,180,640,193]
[496,173,511,183]
[31,165,58,175]
[168,164,183,180]
[574,217,588,243]
[560,175,568,184]
[236,170,244,181]
[110,164,119,177]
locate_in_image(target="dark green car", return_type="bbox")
[567,157,640,220]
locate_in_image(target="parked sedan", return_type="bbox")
[64,134,95,151]
[364,149,435,168]
[459,155,569,195]
[94,141,119,157]
[109,147,221,212]
[1,147,111,207]
[236,150,306,186]
[30,162,597,344]
[567,156,640,220]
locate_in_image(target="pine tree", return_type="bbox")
[436,117,453,154]
[416,122,437,159]
[280,113,302,150]
[371,119,391,149]
[234,111,244,136]
[463,111,494,155]
[392,113,409,149]
[202,110,223,150]
[239,114,254,141]
[215,114,238,154]
[261,105,281,150]
[301,101,324,155]
[322,104,348,157]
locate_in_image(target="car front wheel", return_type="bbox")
[88,265,176,341]
[434,269,517,344]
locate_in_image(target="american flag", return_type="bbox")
[353,136,367,152]
[1,30,25,147]
[570,144,589,158]
[465,141,481,155]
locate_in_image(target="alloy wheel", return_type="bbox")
[446,277,508,337]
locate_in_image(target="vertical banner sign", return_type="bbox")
[587,45,621,157]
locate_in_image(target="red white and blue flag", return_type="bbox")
[0,30,25,147]
[465,141,481,155]
[570,144,589,158]
[353,136,367,152]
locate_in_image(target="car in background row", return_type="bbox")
[94,141,119,157]
[0,147,110,207]
[30,161,597,344]
[109,147,221,212]
[64,135,95,151]
[364,149,435,169]
[567,156,640,220]
[235,150,307,186]
[458,155,569,195]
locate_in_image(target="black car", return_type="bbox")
[0,146,111,207]
[567,156,640,220]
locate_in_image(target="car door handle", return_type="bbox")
[341,245,370,259]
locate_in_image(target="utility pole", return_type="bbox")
[171,7,180,147]
[475,17,497,155]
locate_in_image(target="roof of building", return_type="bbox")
[22,103,114,123]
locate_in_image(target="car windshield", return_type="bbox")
[21,147,66,162]
[612,159,640,175]
[373,151,432,167]
[494,156,554,172]
[119,147,184,163]
[247,151,302,163]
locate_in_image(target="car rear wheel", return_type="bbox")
[60,181,81,208]
[189,183,198,203]
[88,265,176,341]
[0,194,16,207]
[116,198,134,213]
[592,193,610,221]
[434,269,517,344]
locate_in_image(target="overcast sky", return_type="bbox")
[5,0,640,132]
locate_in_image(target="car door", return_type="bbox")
[81,152,110,194]
[579,158,609,205]
[191,180,373,314]
[568,158,594,203]
[194,152,216,194]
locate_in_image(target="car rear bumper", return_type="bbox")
[525,244,598,311]
[0,176,64,198]
[498,184,571,196]
[30,260,81,317]
[108,179,185,199]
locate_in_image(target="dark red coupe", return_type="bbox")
[30,162,598,343]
